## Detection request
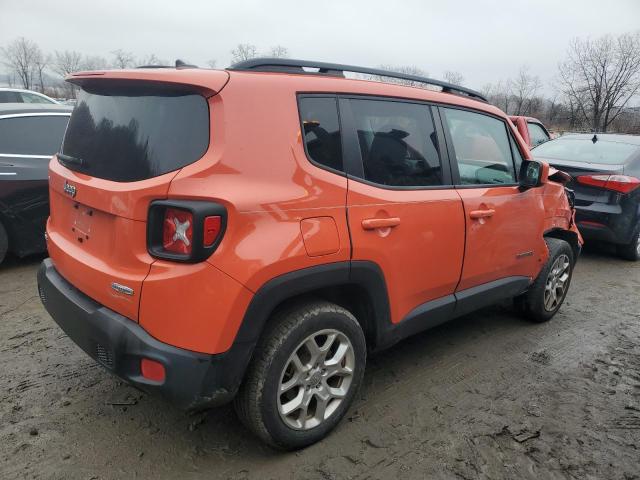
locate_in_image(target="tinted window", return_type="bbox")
[0,91,22,103]
[61,85,209,182]
[528,122,550,147]
[20,92,54,104]
[349,99,443,187]
[532,137,639,165]
[0,115,69,155]
[442,108,516,185]
[299,97,343,172]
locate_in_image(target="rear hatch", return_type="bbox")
[47,69,228,321]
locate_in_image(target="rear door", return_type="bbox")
[342,96,465,325]
[47,79,218,321]
[440,106,546,291]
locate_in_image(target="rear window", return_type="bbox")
[0,115,69,155]
[532,137,639,165]
[61,84,209,182]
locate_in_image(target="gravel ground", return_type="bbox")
[1,247,639,480]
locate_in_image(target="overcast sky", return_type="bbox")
[1,0,639,93]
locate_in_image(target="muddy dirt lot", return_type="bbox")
[1,248,639,480]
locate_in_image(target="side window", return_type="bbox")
[298,97,343,172]
[0,116,69,155]
[0,91,22,103]
[527,122,550,147]
[20,92,51,104]
[442,108,516,185]
[348,98,443,187]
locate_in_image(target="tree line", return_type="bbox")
[2,33,639,133]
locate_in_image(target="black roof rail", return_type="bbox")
[228,57,487,103]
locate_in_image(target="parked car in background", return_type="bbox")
[510,116,551,148]
[0,103,72,264]
[533,133,640,260]
[37,59,581,449]
[0,88,60,105]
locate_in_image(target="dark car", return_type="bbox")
[0,103,72,264]
[533,133,640,260]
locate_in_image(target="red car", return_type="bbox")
[510,116,552,148]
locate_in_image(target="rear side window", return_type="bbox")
[442,108,516,185]
[0,91,22,103]
[528,122,550,147]
[299,97,343,172]
[61,84,209,182]
[348,98,443,187]
[0,115,69,155]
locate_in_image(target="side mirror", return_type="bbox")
[519,160,543,189]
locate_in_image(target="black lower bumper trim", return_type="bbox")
[37,259,253,410]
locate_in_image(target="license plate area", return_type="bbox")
[71,203,94,244]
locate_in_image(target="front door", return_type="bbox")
[439,106,547,291]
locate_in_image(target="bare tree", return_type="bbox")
[373,65,429,87]
[269,45,289,58]
[111,49,135,69]
[52,50,84,77]
[52,50,84,98]
[558,32,640,132]
[138,53,167,66]
[443,70,465,86]
[33,50,48,93]
[231,43,258,63]
[206,59,217,69]
[82,55,108,70]
[510,66,542,116]
[1,37,41,90]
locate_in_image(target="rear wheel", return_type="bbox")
[0,222,8,265]
[234,301,366,449]
[518,238,574,323]
[616,228,640,261]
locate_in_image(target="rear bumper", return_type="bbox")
[37,258,253,410]
[575,205,638,245]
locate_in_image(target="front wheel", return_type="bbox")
[234,301,366,449]
[518,238,574,323]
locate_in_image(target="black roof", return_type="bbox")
[0,103,73,116]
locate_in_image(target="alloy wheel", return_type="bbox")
[277,329,355,430]
[544,254,571,311]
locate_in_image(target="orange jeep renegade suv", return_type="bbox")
[38,58,582,449]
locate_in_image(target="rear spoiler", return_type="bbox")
[65,69,230,98]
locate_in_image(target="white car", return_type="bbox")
[0,88,60,105]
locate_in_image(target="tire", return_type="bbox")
[616,228,640,261]
[519,238,574,323]
[234,300,366,450]
[0,221,8,266]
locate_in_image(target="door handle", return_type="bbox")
[469,209,495,219]
[361,217,401,230]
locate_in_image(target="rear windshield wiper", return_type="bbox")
[57,153,87,168]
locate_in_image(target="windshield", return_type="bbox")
[61,84,209,182]
[532,137,638,165]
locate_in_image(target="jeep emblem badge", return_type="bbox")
[63,181,77,198]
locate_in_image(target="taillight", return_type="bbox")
[577,174,640,194]
[163,208,193,254]
[147,200,227,263]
